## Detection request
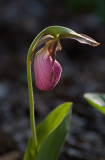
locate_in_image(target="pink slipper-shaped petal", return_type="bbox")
[34,40,62,91]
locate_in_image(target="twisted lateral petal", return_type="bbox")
[34,45,62,91]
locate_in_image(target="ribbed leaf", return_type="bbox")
[84,93,105,114]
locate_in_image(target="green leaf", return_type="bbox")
[24,102,72,160]
[36,102,72,160]
[84,93,105,115]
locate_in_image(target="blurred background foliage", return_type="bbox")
[64,0,105,20]
[0,0,105,160]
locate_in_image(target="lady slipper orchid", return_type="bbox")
[33,26,100,91]
[24,26,100,160]
[34,39,62,91]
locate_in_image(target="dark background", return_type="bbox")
[0,0,105,160]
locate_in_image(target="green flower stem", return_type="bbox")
[27,32,44,153]
[27,59,37,152]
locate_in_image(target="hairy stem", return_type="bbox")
[27,58,37,153]
[27,32,43,153]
